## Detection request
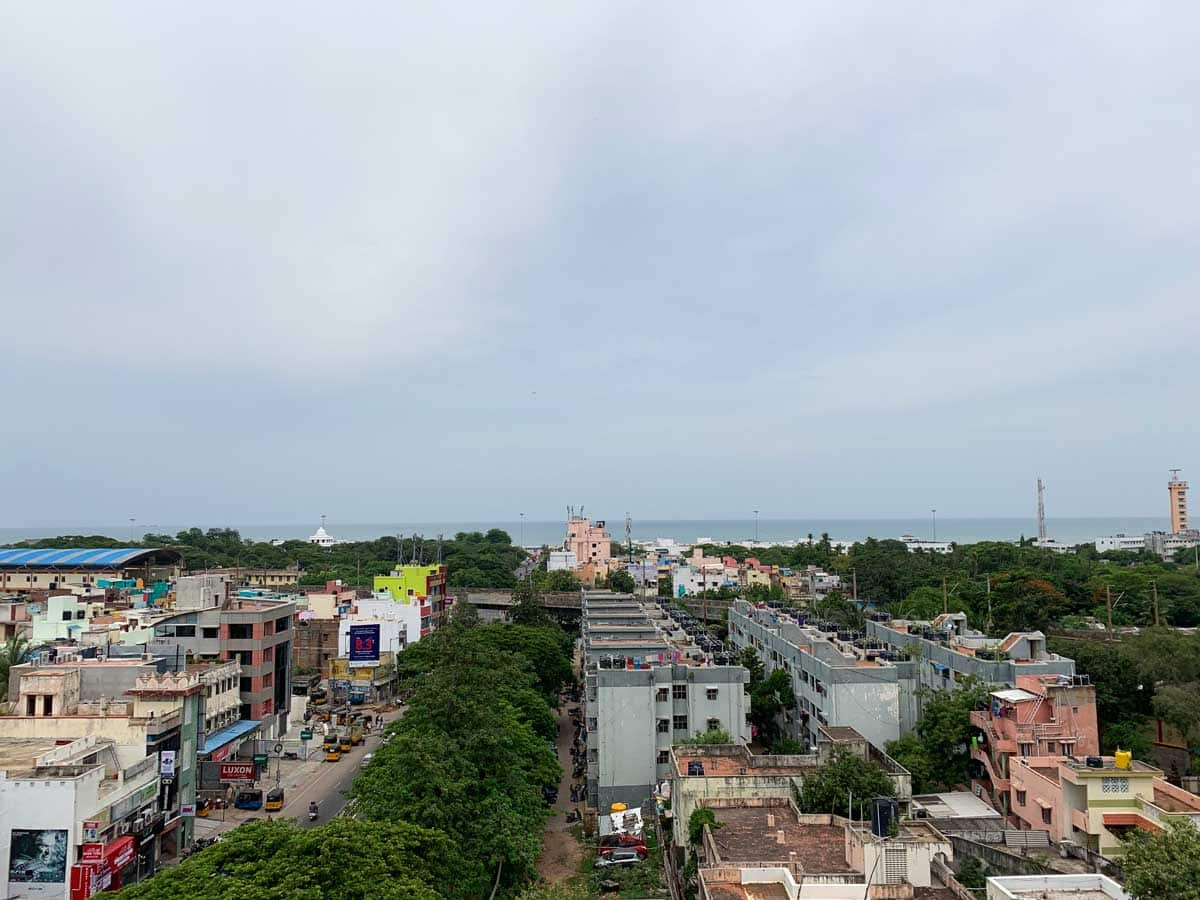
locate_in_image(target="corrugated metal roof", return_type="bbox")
[0,548,161,568]
[991,688,1039,703]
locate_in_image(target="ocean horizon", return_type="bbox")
[0,516,1171,549]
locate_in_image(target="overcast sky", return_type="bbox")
[2,3,1198,526]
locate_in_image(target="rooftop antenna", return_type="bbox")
[625,512,633,563]
[1171,468,1183,481]
[436,534,443,564]
[1037,478,1047,543]
[395,533,403,566]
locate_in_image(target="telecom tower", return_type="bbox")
[1036,478,1047,543]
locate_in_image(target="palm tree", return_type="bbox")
[0,636,32,701]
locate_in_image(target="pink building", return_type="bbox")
[566,516,612,567]
[971,674,1100,824]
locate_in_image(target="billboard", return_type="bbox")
[348,623,381,668]
[160,750,176,777]
[9,829,68,897]
[218,762,256,782]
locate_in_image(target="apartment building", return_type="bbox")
[0,595,30,641]
[0,547,182,594]
[0,736,163,900]
[581,591,749,811]
[566,516,612,567]
[147,575,294,739]
[865,612,1077,696]
[373,564,448,637]
[728,601,921,750]
[4,659,203,863]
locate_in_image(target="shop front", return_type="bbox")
[69,835,136,900]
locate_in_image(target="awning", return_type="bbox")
[991,688,1039,703]
[1035,798,1053,809]
[1103,813,1162,831]
[200,719,262,756]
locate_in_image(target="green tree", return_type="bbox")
[886,681,988,792]
[1122,819,1200,900]
[1099,719,1152,758]
[104,819,456,899]
[798,750,895,817]
[749,669,796,744]
[987,574,1067,634]
[543,569,581,592]
[0,636,32,700]
[607,569,636,593]
[955,856,987,892]
[769,737,807,755]
[687,808,721,847]
[676,727,733,745]
[736,646,765,689]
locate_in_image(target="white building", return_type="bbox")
[898,535,954,553]
[0,736,161,900]
[1094,534,1147,553]
[986,874,1128,900]
[547,550,578,572]
[337,596,421,659]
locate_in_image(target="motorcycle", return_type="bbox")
[308,803,319,822]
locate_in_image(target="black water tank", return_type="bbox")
[871,797,898,837]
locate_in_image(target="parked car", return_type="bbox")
[599,834,646,850]
[595,849,644,867]
[599,845,647,860]
[361,753,374,768]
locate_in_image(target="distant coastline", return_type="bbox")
[0,516,1169,548]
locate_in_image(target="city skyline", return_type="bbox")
[3,4,1198,524]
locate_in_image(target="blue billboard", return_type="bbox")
[348,623,381,667]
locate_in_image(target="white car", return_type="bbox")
[360,753,374,767]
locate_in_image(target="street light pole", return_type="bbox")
[520,513,525,547]
[931,509,937,543]
[754,510,759,543]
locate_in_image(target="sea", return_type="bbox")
[0,517,1170,549]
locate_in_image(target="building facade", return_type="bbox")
[566,516,612,568]
[372,564,448,637]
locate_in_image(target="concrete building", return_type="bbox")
[581,591,749,810]
[986,874,1128,900]
[1094,533,1149,553]
[865,613,1077,696]
[148,575,294,739]
[547,550,578,572]
[1170,472,1189,533]
[4,658,205,854]
[0,736,163,900]
[205,565,302,588]
[728,602,921,750]
[373,564,448,638]
[0,548,182,595]
[0,596,31,642]
[669,729,911,850]
[566,516,612,568]
[970,675,1099,822]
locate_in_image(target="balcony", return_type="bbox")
[1071,807,1090,834]
[972,746,1010,792]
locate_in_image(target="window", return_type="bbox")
[673,715,688,731]
[62,611,72,622]
[228,624,252,640]
[657,750,670,764]
[239,677,252,693]
[202,627,219,639]
[1046,741,1056,754]
[672,684,687,700]
[657,718,670,734]
[276,615,290,633]
[1041,807,1052,825]
[706,688,719,701]
[1016,790,1027,806]
[1019,743,1034,757]
[175,626,195,638]
[1101,777,1129,794]
[706,718,721,732]
[656,688,669,702]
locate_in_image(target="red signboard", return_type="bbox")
[209,744,231,762]
[106,835,136,871]
[219,762,256,781]
[80,843,103,862]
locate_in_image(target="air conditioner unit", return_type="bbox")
[119,822,131,835]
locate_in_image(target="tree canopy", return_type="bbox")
[104,819,455,900]
[886,680,988,793]
[1122,819,1200,900]
[798,750,895,817]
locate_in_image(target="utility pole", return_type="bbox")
[1152,579,1160,627]
[754,510,759,543]
[852,569,858,603]
[931,509,937,543]
[1106,585,1114,639]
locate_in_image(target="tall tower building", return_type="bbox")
[1169,469,1189,533]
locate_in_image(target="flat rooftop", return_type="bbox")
[1061,757,1159,775]
[675,752,811,778]
[0,739,63,771]
[708,807,854,871]
[913,792,1001,819]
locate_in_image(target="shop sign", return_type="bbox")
[300,729,313,741]
[82,822,100,842]
[218,762,256,782]
[80,844,103,863]
[252,754,268,766]
[159,751,176,777]
[109,837,136,871]
[209,744,231,763]
[180,804,196,817]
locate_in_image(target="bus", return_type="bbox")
[234,789,264,810]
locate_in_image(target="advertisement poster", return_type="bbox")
[160,750,176,777]
[9,829,68,896]
[348,623,381,667]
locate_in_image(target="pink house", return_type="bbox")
[566,516,612,567]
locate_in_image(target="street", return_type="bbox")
[193,707,405,838]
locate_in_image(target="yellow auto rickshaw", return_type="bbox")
[325,746,342,762]
[338,734,352,753]
[265,787,285,812]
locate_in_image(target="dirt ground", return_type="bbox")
[536,653,586,882]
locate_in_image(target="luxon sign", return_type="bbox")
[218,762,256,782]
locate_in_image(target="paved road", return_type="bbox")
[284,713,404,827]
[516,547,544,581]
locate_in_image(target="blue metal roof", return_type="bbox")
[0,547,163,568]
[200,720,263,755]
